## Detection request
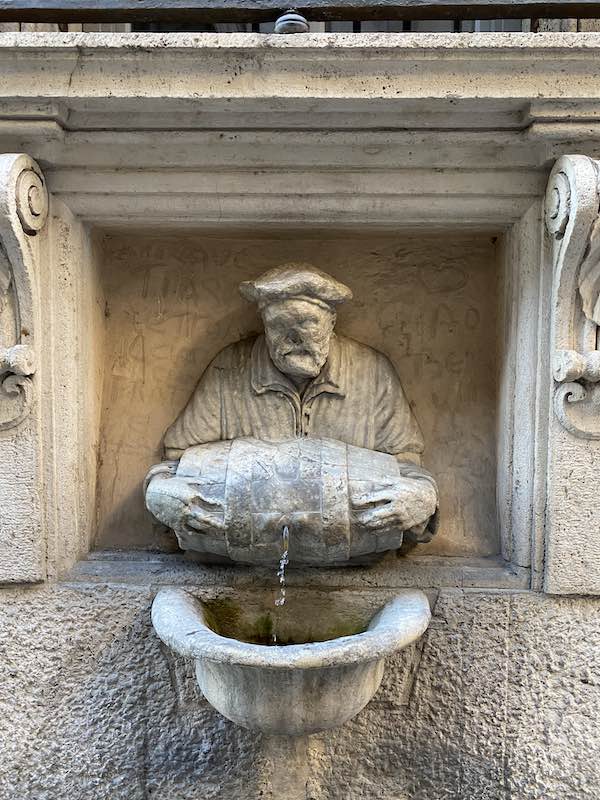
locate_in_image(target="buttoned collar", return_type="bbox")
[250,333,346,402]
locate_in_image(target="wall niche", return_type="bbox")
[94,229,500,560]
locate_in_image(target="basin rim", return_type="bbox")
[151,586,431,669]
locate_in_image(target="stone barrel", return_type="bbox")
[145,437,407,566]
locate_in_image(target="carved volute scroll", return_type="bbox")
[0,155,48,430]
[544,154,600,594]
[0,154,49,584]
[545,155,600,439]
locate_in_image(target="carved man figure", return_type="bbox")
[146,263,438,564]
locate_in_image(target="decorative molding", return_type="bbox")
[5,35,600,139]
[545,168,571,240]
[15,166,48,235]
[545,155,600,440]
[553,382,600,441]
[544,154,600,594]
[552,349,600,383]
[0,153,48,584]
[0,155,47,431]
[0,343,35,431]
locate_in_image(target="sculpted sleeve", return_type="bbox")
[163,358,223,460]
[373,353,439,544]
[374,352,425,459]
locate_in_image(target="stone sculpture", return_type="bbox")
[145,263,438,565]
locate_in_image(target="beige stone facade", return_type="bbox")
[1,32,600,797]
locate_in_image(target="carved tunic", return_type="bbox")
[164,333,424,461]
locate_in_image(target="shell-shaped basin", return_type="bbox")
[152,587,431,736]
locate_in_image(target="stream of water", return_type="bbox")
[272,525,290,644]
[275,524,290,607]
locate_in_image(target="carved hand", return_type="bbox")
[144,466,226,535]
[352,480,437,532]
[183,488,226,534]
[143,460,178,495]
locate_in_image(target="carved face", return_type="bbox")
[262,299,336,380]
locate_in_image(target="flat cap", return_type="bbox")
[239,263,353,309]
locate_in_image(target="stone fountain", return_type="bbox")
[3,31,600,798]
[151,586,430,736]
[147,262,438,735]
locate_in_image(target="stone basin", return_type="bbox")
[151,587,431,736]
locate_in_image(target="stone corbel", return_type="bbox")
[545,155,600,440]
[0,154,49,583]
[0,154,48,430]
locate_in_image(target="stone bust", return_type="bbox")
[145,263,438,565]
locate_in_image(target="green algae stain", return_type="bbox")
[202,596,367,646]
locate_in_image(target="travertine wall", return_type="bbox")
[1,581,598,800]
[96,231,499,557]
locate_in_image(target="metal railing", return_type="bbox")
[0,0,597,24]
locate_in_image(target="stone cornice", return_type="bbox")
[1,34,600,144]
[1,33,574,227]
[1,33,600,109]
[2,30,600,52]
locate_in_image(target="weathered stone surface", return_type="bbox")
[0,584,262,800]
[1,584,599,798]
[311,589,600,800]
[0,185,104,582]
